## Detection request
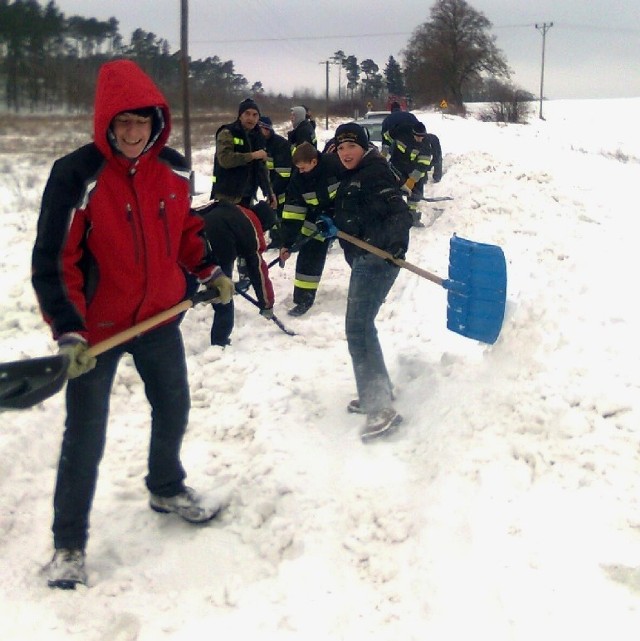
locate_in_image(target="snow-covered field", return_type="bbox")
[1,97,640,640]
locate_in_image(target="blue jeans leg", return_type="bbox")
[53,349,121,550]
[345,254,399,414]
[52,320,190,550]
[129,322,189,497]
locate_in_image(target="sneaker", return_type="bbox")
[360,408,402,443]
[45,548,87,590]
[288,303,312,317]
[348,391,396,414]
[149,487,221,524]
[347,399,366,414]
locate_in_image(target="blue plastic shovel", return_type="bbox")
[337,231,507,344]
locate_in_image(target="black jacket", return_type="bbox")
[281,153,344,248]
[195,201,274,310]
[334,149,412,266]
[211,120,271,203]
[287,120,317,152]
[264,132,293,207]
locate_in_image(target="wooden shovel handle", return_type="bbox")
[336,231,444,286]
[86,288,219,358]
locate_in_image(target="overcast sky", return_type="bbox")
[51,0,640,101]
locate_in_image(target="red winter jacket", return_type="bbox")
[32,60,218,345]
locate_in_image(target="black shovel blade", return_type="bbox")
[444,235,507,344]
[0,355,68,410]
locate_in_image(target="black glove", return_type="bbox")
[385,243,406,266]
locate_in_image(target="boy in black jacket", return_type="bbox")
[332,122,412,441]
[279,142,344,316]
[195,201,275,346]
[387,121,437,227]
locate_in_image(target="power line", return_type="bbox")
[189,22,640,46]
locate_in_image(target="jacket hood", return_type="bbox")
[291,106,307,128]
[93,60,171,159]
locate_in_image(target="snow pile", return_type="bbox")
[1,98,640,640]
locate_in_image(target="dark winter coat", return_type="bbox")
[281,153,345,248]
[211,120,272,203]
[334,149,413,266]
[287,120,317,153]
[32,59,217,345]
[380,111,419,143]
[264,132,293,209]
[195,201,274,310]
[388,126,435,186]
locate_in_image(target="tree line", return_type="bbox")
[1,0,530,116]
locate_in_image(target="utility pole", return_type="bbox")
[180,0,194,194]
[320,60,330,130]
[535,22,553,120]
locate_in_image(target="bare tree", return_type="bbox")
[403,0,510,109]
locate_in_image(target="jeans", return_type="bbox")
[345,254,399,415]
[52,320,190,550]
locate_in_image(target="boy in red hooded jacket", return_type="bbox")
[32,60,233,589]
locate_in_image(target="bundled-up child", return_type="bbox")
[279,142,344,316]
[387,121,438,227]
[331,122,413,442]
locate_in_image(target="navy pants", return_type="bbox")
[345,254,399,415]
[293,237,330,307]
[210,261,234,346]
[52,320,190,550]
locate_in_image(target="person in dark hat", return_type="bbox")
[387,120,440,227]
[258,115,292,247]
[210,97,277,210]
[327,122,412,441]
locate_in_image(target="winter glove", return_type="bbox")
[401,178,416,196]
[207,273,234,304]
[315,214,338,239]
[260,307,274,320]
[57,335,97,379]
[385,243,406,266]
[234,277,251,293]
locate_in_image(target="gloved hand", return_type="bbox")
[385,243,406,266]
[401,178,416,196]
[315,214,338,239]
[260,307,274,320]
[207,273,234,304]
[58,335,97,379]
[234,277,251,293]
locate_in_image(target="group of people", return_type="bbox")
[31,60,439,590]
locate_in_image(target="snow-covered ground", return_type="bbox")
[1,97,640,640]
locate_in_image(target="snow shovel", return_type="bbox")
[336,231,506,344]
[233,284,296,336]
[0,288,221,411]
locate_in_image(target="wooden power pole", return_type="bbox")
[535,22,553,120]
[180,0,193,193]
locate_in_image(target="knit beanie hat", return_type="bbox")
[334,122,369,150]
[258,115,273,130]
[412,121,427,136]
[291,106,307,127]
[238,98,260,117]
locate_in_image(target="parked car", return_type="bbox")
[354,114,386,149]
[363,110,391,120]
